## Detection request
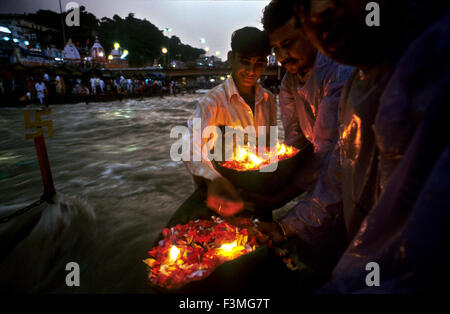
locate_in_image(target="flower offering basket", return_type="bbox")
[213,142,313,194]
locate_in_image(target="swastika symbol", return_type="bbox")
[23,109,54,139]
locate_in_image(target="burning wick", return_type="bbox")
[220,241,237,251]
[218,241,246,259]
[248,153,263,166]
[222,143,298,171]
[169,245,180,263]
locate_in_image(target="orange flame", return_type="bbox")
[216,241,248,259]
[340,114,362,161]
[222,142,298,171]
[168,245,180,263]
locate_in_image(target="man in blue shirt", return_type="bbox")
[263,0,448,293]
[243,0,352,210]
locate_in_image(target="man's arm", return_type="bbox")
[183,96,243,216]
[289,63,353,192]
[183,99,222,182]
[259,144,343,250]
[280,144,343,247]
[312,63,353,154]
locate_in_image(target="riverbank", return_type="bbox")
[0,89,199,107]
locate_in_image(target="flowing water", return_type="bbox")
[0,94,289,293]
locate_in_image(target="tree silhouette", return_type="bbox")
[25,8,204,67]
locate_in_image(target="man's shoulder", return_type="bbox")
[280,71,296,91]
[382,13,448,114]
[199,82,228,106]
[393,13,448,80]
[314,52,353,83]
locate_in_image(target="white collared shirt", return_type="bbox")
[184,76,277,181]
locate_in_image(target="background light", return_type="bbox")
[114,42,120,50]
[161,47,168,54]
[0,26,11,34]
[120,49,129,59]
[13,38,19,43]
[24,40,30,46]
[108,55,113,60]
[2,37,10,41]
[204,46,209,52]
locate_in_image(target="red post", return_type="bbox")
[34,134,56,201]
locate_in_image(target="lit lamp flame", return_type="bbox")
[235,146,248,161]
[222,142,297,171]
[220,241,237,251]
[277,143,286,155]
[248,153,263,167]
[169,245,180,263]
[218,241,246,259]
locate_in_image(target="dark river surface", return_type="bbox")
[0,93,292,293]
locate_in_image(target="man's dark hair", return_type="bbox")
[261,0,300,33]
[230,26,271,57]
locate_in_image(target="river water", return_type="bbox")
[0,94,290,293]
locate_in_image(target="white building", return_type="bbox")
[62,38,80,61]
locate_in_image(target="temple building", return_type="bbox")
[62,38,80,61]
[90,37,105,62]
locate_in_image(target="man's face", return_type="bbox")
[268,17,317,75]
[230,52,267,89]
[296,0,393,68]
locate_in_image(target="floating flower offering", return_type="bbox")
[143,217,271,290]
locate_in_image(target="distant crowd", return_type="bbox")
[0,71,198,106]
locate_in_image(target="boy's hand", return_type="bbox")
[206,176,244,217]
